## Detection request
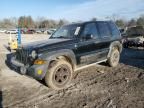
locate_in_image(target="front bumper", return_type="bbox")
[10,57,47,80]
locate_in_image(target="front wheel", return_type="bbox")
[107,48,120,67]
[45,60,73,90]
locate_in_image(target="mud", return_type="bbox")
[0,34,144,108]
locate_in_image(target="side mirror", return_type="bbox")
[121,33,127,37]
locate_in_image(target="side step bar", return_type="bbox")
[74,59,107,71]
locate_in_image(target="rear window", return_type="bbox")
[108,22,120,37]
[97,22,111,38]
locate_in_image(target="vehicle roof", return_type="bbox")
[82,20,111,24]
[66,20,112,26]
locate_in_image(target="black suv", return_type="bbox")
[9,21,122,90]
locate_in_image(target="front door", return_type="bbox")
[75,22,106,66]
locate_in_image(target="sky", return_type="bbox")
[0,0,144,21]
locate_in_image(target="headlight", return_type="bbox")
[31,50,37,59]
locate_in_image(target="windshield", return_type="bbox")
[50,24,81,39]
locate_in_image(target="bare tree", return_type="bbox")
[18,16,34,28]
[115,19,126,28]
[128,19,137,27]
[137,15,144,26]
[0,18,16,29]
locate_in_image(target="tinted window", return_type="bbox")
[97,22,111,38]
[108,22,120,36]
[81,23,99,39]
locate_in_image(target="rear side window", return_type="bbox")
[108,22,120,37]
[81,23,99,39]
[97,22,111,38]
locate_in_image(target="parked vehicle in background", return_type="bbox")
[0,29,6,33]
[6,29,18,34]
[126,26,144,37]
[36,30,43,34]
[9,21,122,90]
[123,26,144,48]
[44,29,56,35]
[21,29,27,34]
[26,29,36,34]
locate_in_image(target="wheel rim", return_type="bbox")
[112,51,119,64]
[53,65,71,86]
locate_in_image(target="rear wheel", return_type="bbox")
[45,60,73,90]
[107,48,120,67]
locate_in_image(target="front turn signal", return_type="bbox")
[34,59,46,65]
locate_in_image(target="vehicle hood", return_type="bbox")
[22,39,73,51]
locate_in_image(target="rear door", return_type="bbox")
[96,22,112,57]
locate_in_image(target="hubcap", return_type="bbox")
[112,52,119,64]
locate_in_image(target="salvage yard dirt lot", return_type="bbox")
[0,33,144,108]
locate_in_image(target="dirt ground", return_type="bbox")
[0,33,144,108]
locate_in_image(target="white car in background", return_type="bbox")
[44,29,56,35]
[0,29,6,33]
[36,30,42,34]
[6,29,18,34]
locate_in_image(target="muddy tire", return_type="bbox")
[107,48,120,67]
[45,60,73,90]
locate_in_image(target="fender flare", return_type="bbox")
[40,49,77,79]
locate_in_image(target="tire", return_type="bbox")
[107,48,120,67]
[45,60,73,90]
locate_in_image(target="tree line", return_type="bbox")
[115,15,144,28]
[0,15,144,29]
[0,16,69,29]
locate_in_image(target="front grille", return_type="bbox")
[16,49,30,65]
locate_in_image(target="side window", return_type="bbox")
[81,23,99,39]
[97,22,111,38]
[108,22,120,37]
